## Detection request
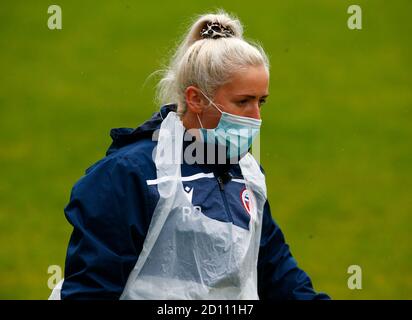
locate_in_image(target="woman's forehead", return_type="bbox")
[220,65,269,96]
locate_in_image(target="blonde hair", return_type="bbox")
[155,9,270,114]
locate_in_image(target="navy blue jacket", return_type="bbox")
[61,105,330,300]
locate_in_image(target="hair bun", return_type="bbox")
[200,21,235,39]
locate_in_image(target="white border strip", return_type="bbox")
[146,173,245,186]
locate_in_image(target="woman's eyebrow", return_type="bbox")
[235,94,269,99]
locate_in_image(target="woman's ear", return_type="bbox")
[185,86,206,115]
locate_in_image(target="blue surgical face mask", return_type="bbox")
[196,90,262,159]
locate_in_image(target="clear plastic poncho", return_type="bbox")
[120,111,267,299]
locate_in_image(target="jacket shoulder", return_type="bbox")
[85,138,157,178]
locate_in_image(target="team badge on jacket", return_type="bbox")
[240,187,252,215]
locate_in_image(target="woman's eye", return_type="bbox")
[236,99,247,106]
[236,98,266,107]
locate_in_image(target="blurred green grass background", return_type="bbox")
[0,0,411,299]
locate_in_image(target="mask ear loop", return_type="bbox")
[199,89,224,114]
[197,89,226,129]
[196,114,204,128]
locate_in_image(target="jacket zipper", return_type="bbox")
[216,176,234,223]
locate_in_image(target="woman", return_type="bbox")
[57,11,329,300]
